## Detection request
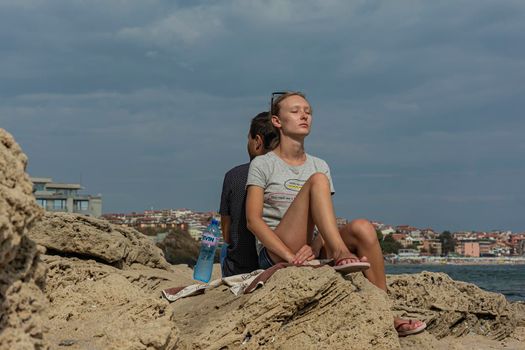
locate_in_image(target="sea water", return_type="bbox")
[386,264,525,302]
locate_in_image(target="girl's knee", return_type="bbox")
[346,219,378,245]
[348,218,373,231]
[307,172,329,185]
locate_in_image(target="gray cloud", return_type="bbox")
[1,0,524,231]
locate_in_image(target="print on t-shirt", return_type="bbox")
[284,179,305,192]
[266,192,296,204]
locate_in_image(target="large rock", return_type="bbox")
[42,255,184,349]
[0,129,47,349]
[28,212,188,349]
[28,212,170,270]
[171,267,401,349]
[26,210,525,349]
[388,272,519,340]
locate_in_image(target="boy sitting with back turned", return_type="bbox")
[219,112,278,277]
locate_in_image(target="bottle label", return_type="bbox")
[201,232,218,247]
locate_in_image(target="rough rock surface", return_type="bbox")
[31,212,401,349]
[27,212,185,349]
[171,267,400,349]
[28,212,170,270]
[0,129,47,349]
[11,212,525,350]
[388,272,519,340]
[41,254,185,349]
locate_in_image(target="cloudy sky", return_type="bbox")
[1,0,524,232]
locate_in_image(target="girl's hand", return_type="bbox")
[292,244,315,265]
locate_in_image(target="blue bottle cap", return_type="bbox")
[211,218,219,225]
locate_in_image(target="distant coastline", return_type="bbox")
[385,256,525,265]
[385,263,525,301]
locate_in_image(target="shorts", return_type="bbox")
[221,257,235,277]
[258,247,275,270]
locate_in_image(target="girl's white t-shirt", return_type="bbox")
[246,151,335,253]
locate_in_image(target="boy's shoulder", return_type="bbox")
[224,162,250,179]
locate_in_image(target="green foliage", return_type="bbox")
[406,243,419,250]
[439,230,456,256]
[156,229,200,266]
[376,229,383,241]
[380,233,403,254]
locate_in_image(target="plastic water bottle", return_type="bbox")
[193,219,221,283]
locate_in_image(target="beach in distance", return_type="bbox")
[387,263,525,302]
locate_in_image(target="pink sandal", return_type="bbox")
[332,257,370,274]
[395,319,427,337]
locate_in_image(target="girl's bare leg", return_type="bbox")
[340,220,425,333]
[267,172,365,264]
[340,219,385,289]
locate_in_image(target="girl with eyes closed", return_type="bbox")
[245,91,426,337]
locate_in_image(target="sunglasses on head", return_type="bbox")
[270,91,287,115]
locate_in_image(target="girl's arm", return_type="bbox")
[246,185,295,263]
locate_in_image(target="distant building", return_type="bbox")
[510,234,525,255]
[397,249,419,258]
[31,177,102,217]
[188,221,207,241]
[478,240,495,257]
[390,233,408,247]
[336,217,348,228]
[519,240,525,256]
[422,239,442,256]
[456,241,480,257]
[380,227,396,236]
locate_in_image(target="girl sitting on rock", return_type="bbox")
[245,91,426,337]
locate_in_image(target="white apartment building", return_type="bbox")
[31,177,102,218]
